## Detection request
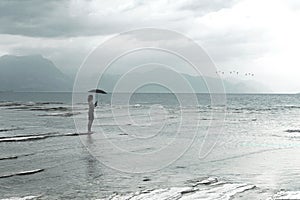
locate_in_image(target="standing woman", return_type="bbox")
[87,95,97,133]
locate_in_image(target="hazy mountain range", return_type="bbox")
[0,54,271,93]
[0,55,72,92]
[98,71,271,94]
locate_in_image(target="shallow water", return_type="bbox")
[0,92,300,199]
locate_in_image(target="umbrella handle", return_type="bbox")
[95,93,99,105]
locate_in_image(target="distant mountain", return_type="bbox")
[0,55,271,93]
[97,70,271,93]
[0,55,72,92]
[222,78,271,93]
[183,74,271,93]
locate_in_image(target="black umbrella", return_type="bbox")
[88,89,107,104]
[88,89,107,94]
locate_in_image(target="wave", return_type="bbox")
[0,132,92,143]
[283,105,300,109]
[268,190,300,200]
[35,102,64,105]
[0,132,56,139]
[0,101,63,107]
[37,112,81,117]
[272,134,300,140]
[133,104,142,108]
[5,106,71,112]
[0,127,24,132]
[0,169,44,179]
[0,196,40,200]
[227,105,300,113]
[0,101,70,112]
[285,129,300,133]
[229,107,274,112]
[102,177,255,200]
[0,155,18,160]
[0,135,49,142]
[0,153,33,161]
[275,129,300,139]
[29,106,70,111]
[0,102,24,107]
[190,177,219,185]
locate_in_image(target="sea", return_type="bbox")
[0,92,300,200]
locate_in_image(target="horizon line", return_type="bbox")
[1,91,299,95]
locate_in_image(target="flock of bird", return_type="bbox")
[216,70,255,76]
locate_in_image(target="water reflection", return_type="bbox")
[84,134,101,180]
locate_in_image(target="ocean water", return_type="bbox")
[0,92,300,200]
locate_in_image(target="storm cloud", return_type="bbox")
[0,0,300,92]
[0,0,241,37]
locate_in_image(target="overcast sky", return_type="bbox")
[0,0,300,93]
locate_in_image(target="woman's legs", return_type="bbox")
[88,119,93,133]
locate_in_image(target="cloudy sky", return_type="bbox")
[0,0,300,93]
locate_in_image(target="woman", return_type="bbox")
[87,95,97,133]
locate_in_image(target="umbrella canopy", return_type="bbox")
[88,89,107,94]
